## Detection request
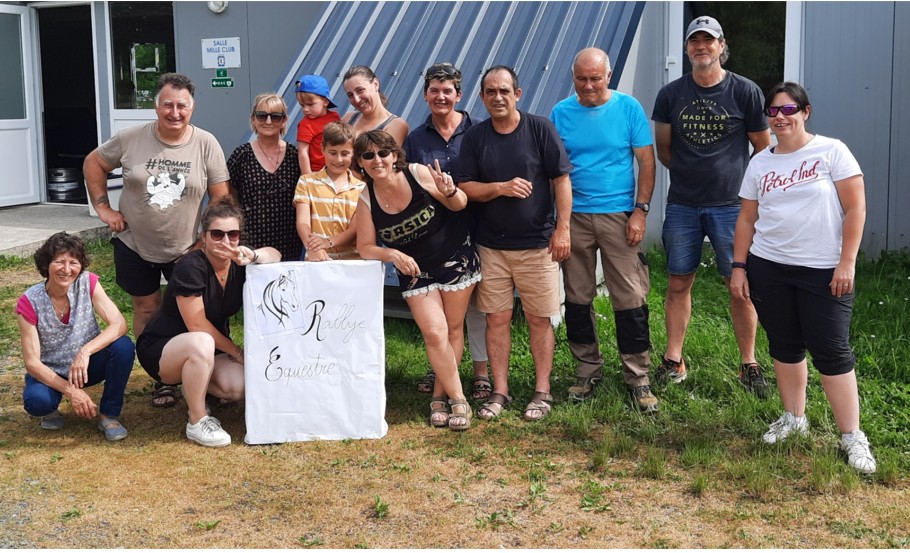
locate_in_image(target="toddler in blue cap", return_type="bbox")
[295,74,340,173]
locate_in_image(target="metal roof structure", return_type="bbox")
[282,1,645,125]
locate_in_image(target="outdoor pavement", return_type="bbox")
[0,203,110,258]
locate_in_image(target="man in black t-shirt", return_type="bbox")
[456,65,573,423]
[651,16,771,396]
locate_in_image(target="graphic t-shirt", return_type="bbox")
[739,135,862,268]
[652,71,767,207]
[97,122,229,263]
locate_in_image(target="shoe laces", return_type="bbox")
[842,431,870,453]
[199,416,223,434]
[768,412,793,433]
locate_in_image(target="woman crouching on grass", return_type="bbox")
[354,130,479,431]
[731,81,875,473]
[17,232,135,441]
[136,197,280,447]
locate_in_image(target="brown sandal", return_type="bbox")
[471,375,492,400]
[477,392,512,420]
[429,397,449,428]
[448,399,472,431]
[523,391,554,421]
[417,369,436,394]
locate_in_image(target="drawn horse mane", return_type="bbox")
[259,273,299,328]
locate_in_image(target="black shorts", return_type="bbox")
[112,237,176,297]
[747,253,855,375]
[136,332,172,384]
[399,236,481,298]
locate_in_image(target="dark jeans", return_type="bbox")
[23,335,135,417]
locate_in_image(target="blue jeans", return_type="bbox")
[23,335,135,418]
[662,203,740,277]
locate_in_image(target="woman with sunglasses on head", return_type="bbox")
[731,82,876,473]
[136,197,281,447]
[341,66,409,146]
[227,93,302,262]
[355,130,480,431]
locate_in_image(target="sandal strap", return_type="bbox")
[484,392,512,408]
[529,391,553,405]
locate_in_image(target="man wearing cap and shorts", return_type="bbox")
[456,65,573,422]
[651,16,771,395]
[84,72,230,407]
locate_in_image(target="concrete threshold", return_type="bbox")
[0,203,111,259]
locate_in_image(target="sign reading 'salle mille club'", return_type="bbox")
[243,260,387,444]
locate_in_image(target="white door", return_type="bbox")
[0,5,41,207]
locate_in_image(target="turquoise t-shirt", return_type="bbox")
[550,90,652,213]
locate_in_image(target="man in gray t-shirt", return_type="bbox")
[651,16,771,396]
[84,73,230,407]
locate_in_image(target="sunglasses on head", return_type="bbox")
[253,111,287,122]
[764,104,801,117]
[426,64,459,79]
[360,149,392,160]
[208,229,241,241]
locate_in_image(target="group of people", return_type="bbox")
[16,15,875,473]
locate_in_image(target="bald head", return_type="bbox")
[572,48,613,107]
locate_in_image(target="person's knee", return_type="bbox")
[615,305,650,354]
[23,388,59,417]
[486,311,512,329]
[109,336,136,370]
[421,323,450,351]
[667,274,695,295]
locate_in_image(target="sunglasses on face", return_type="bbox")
[208,229,241,241]
[765,104,801,117]
[360,149,392,160]
[253,111,287,122]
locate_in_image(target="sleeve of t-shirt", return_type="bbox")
[738,154,762,201]
[829,140,863,182]
[15,294,37,325]
[298,119,317,144]
[453,128,481,184]
[89,272,99,295]
[96,131,125,169]
[743,81,770,133]
[537,118,573,179]
[651,86,671,123]
[226,145,244,192]
[170,253,207,297]
[202,133,230,185]
[628,98,654,148]
[403,133,416,163]
[292,176,313,207]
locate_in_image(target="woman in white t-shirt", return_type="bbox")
[731,82,875,474]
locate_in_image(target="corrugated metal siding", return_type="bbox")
[802,1,905,254]
[282,1,644,127]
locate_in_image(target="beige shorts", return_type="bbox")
[476,245,560,317]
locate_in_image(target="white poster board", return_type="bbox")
[243,260,387,444]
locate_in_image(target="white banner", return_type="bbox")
[243,260,387,444]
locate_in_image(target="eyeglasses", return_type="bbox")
[208,229,241,241]
[764,104,801,117]
[360,149,392,160]
[253,111,287,122]
[425,64,460,79]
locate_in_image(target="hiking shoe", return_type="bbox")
[630,385,659,414]
[838,430,877,474]
[739,362,770,399]
[186,415,231,447]
[40,410,65,430]
[762,411,809,444]
[655,357,687,384]
[567,376,601,401]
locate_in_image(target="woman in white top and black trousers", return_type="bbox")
[731,81,875,474]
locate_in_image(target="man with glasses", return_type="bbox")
[550,48,658,412]
[84,72,230,408]
[403,63,491,402]
[651,16,772,395]
[455,66,573,422]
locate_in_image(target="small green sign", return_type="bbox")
[211,77,235,88]
[216,69,228,78]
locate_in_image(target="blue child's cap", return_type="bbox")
[295,75,337,108]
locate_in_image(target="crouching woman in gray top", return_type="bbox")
[16,232,135,441]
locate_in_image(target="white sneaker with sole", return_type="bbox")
[839,429,877,474]
[186,415,231,447]
[762,411,809,444]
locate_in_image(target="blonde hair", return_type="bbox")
[249,93,288,137]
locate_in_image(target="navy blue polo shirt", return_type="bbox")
[403,110,474,172]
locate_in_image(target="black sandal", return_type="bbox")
[151,383,180,408]
[416,368,436,394]
[471,375,492,400]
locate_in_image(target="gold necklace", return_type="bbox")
[46,286,69,319]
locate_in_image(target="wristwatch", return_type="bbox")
[634,202,650,213]
[731,261,748,271]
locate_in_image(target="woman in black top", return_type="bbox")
[137,197,281,447]
[355,130,480,431]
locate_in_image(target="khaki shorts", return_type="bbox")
[476,245,560,317]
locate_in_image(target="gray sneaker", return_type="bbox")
[567,376,601,401]
[98,417,128,441]
[186,415,231,447]
[838,430,877,474]
[630,385,659,414]
[40,410,65,430]
[762,411,809,444]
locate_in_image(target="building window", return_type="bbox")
[109,2,176,109]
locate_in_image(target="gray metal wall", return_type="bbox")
[802,1,910,254]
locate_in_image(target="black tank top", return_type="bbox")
[367,166,467,270]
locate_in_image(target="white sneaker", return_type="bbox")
[839,429,877,474]
[186,415,231,447]
[762,411,809,444]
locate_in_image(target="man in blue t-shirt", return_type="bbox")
[456,65,573,423]
[550,48,658,413]
[651,16,772,396]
